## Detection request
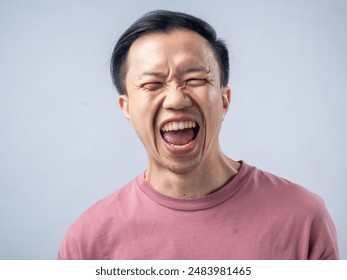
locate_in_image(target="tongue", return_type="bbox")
[162,128,195,145]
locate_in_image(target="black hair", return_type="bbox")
[110,10,229,95]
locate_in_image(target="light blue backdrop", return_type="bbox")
[1,0,346,259]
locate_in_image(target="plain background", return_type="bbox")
[0,0,346,259]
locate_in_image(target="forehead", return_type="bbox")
[126,29,218,77]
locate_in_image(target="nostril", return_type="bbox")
[163,90,192,110]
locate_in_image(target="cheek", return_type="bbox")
[205,88,223,111]
[206,90,225,125]
[128,96,158,138]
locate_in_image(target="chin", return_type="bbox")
[164,161,201,175]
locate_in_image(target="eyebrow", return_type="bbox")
[139,71,167,78]
[139,67,210,78]
[183,66,210,74]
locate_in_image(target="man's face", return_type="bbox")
[119,29,230,175]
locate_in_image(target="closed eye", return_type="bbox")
[185,78,208,87]
[142,82,163,91]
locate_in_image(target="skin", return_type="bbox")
[119,29,240,198]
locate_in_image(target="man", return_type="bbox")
[58,10,338,259]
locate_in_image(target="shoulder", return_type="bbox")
[58,174,142,259]
[243,163,339,259]
[75,177,142,228]
[244,163,327,216]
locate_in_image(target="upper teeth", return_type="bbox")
[161,121,196,132]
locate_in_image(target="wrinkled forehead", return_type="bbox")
[130,28,214,55]
[126,29,219,78]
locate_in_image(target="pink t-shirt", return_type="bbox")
[58,162,339,259]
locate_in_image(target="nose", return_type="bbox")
[162,85,193,110]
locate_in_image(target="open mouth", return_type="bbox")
[160,121,200,147]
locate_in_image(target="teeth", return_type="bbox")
[161,121,196,132]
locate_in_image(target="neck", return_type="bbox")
[145,153,241,198]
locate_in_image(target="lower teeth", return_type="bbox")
[169,141,191,147]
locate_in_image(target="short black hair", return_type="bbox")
[110,10,229,95]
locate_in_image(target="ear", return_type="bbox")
[221,87,231,119]
[118,94,131,122]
